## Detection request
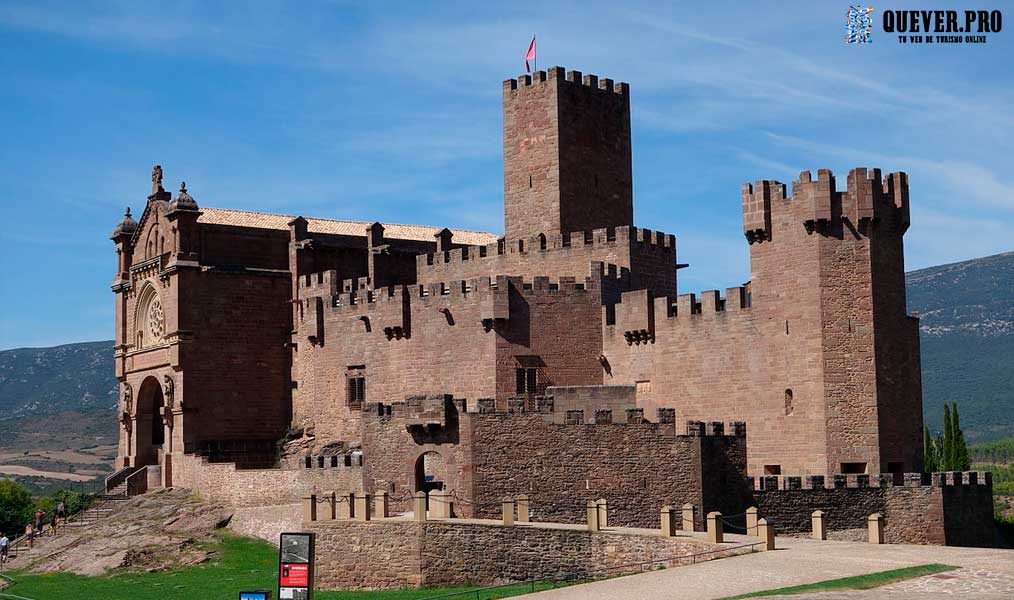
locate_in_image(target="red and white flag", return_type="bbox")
[525,36,536,73]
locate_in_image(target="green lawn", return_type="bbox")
[0,532,546,600]
[717,564,958,599]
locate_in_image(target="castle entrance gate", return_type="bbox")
[133,375,165,468]
[414,451,447,499]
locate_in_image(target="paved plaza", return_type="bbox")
[525,532,1014,599]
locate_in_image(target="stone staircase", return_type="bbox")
[2,496,130,569]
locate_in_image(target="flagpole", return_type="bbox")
[534,34,537,73]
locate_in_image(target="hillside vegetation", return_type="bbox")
[907,251,1014,443]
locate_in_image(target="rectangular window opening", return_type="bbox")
[840,462,868,474]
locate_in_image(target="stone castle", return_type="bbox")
[108,67,990,556]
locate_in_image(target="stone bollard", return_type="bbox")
[502,498,515,526]
[707,512,724,543]
[868,513,884,544]
[757,518,775,550]
[414,491,427,521]
[746,506,759,536]
[660,505,676,537]
[587,500,600,531]
[597,498,608,529]
[303,494,317,522]
[354,491,372,521]
[517,495,530,523]
[337,492,353,519]
[375,491,389,519]
[321,491,336,521]
[430,489,448,518]
[812,510,827,540]
[682,503,696,532]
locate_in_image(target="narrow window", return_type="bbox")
[529,174,533,188]
[784,389,794,415]
[841,462,867,474]
[764,465,782,475]
[516,367,539,394]
[346,365,366,408]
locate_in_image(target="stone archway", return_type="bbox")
[133,376,165,467]
[414,451,447,495]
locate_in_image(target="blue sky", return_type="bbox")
[1,1,1012,349]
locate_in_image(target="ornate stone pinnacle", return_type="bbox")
[152,164,164,194]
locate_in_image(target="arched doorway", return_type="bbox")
[134,376,165,467]
[414,451,447,495]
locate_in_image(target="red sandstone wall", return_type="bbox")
[173,452,363,508]
[294,275,608,445]
[177,267,292,446]
[502,68,632,241]
[604,169,920,477]
[415,226,676,297]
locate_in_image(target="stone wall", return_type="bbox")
[173,452,363,508]
[361,397,747,529]
[502,67,632,241]
[294,272,611,447]
[751,472,994,547]
[308,518,732,590]
[602,169,919,477]
[542,384,636,424]
[414,226,676,297]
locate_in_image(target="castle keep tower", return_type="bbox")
[503,67,633,241]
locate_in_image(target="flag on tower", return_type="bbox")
[525,36,536,73]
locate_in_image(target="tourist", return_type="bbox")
[34,510,44,536]
[0,531,9,567]
[50,514,59,536]
[25,524,33,549]
[56,500,66,522]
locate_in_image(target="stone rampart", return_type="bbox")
[750,471,994,547]
[308,517,739,590]
[173,451,363,508]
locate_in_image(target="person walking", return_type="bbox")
[0,531,9,568]
[56,500,66,522]
[34,510,44,537]
[25,524,33,549]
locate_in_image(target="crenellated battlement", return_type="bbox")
[750,471,992,492]
[417,225,674,274]
[742,167,910,244]
[504,66,629,96]
[365,393,745,439]
[607,286,751,343]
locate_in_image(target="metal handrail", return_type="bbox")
[104,465,140,493]
[125,466,149,497]
[419,541,763,599]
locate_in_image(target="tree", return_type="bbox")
[0,479,33,536]
[942,403,954,470]
[923,426,939,472]
[952,404,970,471]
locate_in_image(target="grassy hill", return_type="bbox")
[907,251,1014,443]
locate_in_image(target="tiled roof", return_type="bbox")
[197,207,498,246]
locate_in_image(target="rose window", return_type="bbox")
[147,298,165,341]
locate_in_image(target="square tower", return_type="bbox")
[502,67,633,241]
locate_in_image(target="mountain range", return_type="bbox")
[1,251,1011,454]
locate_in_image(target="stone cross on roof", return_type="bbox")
[152,164,164,195]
